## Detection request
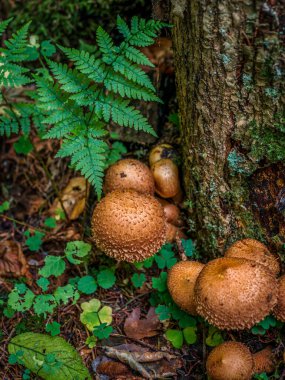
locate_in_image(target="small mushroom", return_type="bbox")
[149,144,175,166]
[91,189,166,262]
[194,257,278,330]
[151,159,180,198]
[165,223,186,243]
[103,159,155,195]
[253,346,275,374]
[157,199,182,226]
[206,342,254,380]
[167,261,204,315]
[273,274,285,321]
[225,238,280,276]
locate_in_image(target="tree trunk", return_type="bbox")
[171,0,285,257]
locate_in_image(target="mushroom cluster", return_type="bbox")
[92,145,185,262]
[167,238,281,330]
[206,341,275,380]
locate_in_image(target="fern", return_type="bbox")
[0,16,167,197]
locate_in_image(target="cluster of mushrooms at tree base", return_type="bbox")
[91,145,285,380]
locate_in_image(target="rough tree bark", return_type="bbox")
[171,0,285,256]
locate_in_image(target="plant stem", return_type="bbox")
[0,214,46,233]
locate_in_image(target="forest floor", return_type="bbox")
[0,36,284,380]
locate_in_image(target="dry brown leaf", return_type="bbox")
[141,37,174,74]
[97,360,131,377]
[51,177,88,220]
[124,307,161,340]
[0,240,29,278]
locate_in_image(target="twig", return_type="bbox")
[0,214,46,233]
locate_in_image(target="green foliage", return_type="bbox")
[36,277,50,292]
[251,315,282,335]
[106,141,127,167]
[80,299,112,333]
[44,217,57,229]
[205,326,224,347]
[0,201,10,213]
[13,135,33,155]
[165,327,197,349]
[45,321,61,337]
[93,323,113,339]
[152,272,168,292]
[97,269,116,289]
[131,273,146,288]
[64,241,91,265]
[154,244,177,269]
[39,256,66,278]
[77,275,97,294]
[24,230,45,251]
[8,332,91,379]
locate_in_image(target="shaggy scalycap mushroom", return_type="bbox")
[167,261,204,315]
[92,189,166,262]
[194,257,278,330]
[225,238,280,276]
[273,274,285,321]
[253,346,275,374]
[206,342,254,380]
[103,158,155,195]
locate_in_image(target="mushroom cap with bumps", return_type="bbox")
[151,158,180,198]
[253,346,275,374]
[103,159,155,195]
[92,190,166,262]
[273,274,285,321]
[194,257,278,330]
[225,238,280,276]
[206,342,254,380]
[167,261,204,315]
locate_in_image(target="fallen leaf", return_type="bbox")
[141,37,174,74]
[97,360,131,377]
[0,240,29,278]
[124,307,161,340]
[51,177,88,220]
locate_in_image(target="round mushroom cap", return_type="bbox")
[206,342,253,380]
[103,159,155,195]
[151,159,180,198]
[273,275,285,322]
[253,346,275,374]
[194,257,278,330]
[92,190,166,262]
[149,144,175,166]
[225,238,280,276]
[167,261,204,315]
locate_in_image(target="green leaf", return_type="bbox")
[36,277,50,292]
[33,294,56,317]
[165,329,183,349]
[78,275,97,294]
[64,241,92,265]
[155,305,171,321]
[206,326,224,347]
[13,135,33,155]
[41,40,56,57]
[46,322,61,337]
[8,332,91,379]
[54,284,78,305]
[0,201,10,213]
[152,272,168,292]
[93,323,113,339]
[24,231,45,251]
[39,255,66,278]
[183,327,197,345]
[44,217,57,229]
[97,269,116,289]
[8,287,35,312]
[131,273,146,288]
[155,244,177,269]
[80,299,112,332]
[85,336,97,348]
[181,239,195,257]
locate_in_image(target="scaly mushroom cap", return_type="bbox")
[151,159,180,198]
[253,346,275,374]
[273,275,285,321]
[194,257,278,330]
[92,190,166,262]
[206,342,254,380]
[103,159,155,195]
[167,261,204,315]
[225,238,280,276]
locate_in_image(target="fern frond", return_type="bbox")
[4,22,31,62]
[123,45,154,67]
[59,47,105,83]
[47,60,90,94]
[113,55,155,91]
[0,18,13,37]
[96,26,114,57]
[127,17,166,47]
[116,16,131,39]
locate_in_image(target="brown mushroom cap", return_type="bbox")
[151,159,180,198]
[157,199,182,226]
[91,190,166,262]
[194,257,278,330]
[149,144,174,166]
[225,238,280,276]
[273,275,285,321]
[168,261,204,315]
[103,159,155,195]
[253,346,275,374]
[206,342,254,380]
